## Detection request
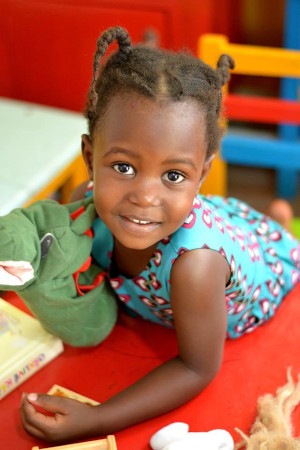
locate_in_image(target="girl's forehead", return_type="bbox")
[93,92,208,162]
[96,93,206,138]
[94,92,207,143]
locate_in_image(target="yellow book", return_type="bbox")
[0,298,64,400]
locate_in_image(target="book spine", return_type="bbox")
[0,338,63,400]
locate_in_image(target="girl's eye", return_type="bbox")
[163,171,185,184]
[112,163,135,175]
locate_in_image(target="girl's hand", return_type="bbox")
[20,249,230,444]
[20,393,101,443]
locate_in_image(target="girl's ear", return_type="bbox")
[81,134,94,180]
[198,154,215,190]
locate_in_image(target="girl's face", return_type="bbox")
[82,93,212,252]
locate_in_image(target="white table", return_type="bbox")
[0,98,87,216]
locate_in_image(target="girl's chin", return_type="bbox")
[114,235,159,252]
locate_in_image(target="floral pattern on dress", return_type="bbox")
[91,194,300,338]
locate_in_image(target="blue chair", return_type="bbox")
[278,0,300,197]
[199,34,300,199]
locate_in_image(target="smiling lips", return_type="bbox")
[125,216,159,225]
[130,217,152,225]
[121,215,161,230]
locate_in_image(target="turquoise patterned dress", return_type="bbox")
[91,194,300,339]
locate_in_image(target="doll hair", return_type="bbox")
[85,26,234,158]
[235,368,300,449]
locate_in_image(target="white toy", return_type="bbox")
[150,422,234,450]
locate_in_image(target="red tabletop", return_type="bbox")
[2,284,300,449]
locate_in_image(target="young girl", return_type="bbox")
[21,26,300,443]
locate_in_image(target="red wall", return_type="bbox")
[0,0,239,112]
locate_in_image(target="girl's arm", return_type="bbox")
[21,249,230,443]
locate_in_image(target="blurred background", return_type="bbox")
[0,0,299,216]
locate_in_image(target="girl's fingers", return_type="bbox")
[21,420,47,441]
[21,395,49,423]
[25,393,71,415]
[21,394,68,441]
[20,397,48,438]
[21,392,97,442]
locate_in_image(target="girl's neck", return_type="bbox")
[111,240,157,279]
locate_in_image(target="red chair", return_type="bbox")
[199,34,300,199]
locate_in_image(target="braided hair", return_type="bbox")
[86,26,234,158]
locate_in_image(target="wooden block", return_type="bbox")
[32,435,117,450]
[47,384,99,406]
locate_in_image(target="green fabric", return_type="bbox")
[0,198,118,347]
[291,218,300,239]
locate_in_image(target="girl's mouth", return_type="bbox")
[120,215,161,233]
[129,218,152,225]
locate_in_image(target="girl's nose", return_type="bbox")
[127,178,161,207]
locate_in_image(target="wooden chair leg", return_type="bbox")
[60,156,88,204]
[277,168,299,199]
[200,154,227,196]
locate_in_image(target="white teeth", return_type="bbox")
[131,218,151,225]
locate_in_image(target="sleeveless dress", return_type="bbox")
[91,194,300,339]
